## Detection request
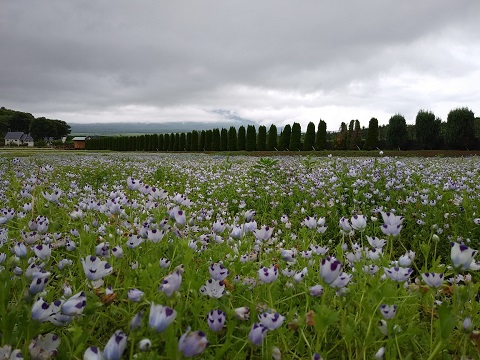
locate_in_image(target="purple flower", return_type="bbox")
[29,333,60,360]
[83,346,104,360]
[209,263,229,281]
[450,242,478,270]
[421,273,444,288]
[127,289,144,302]
[81,256,113,281]
[130,311,143,331]
[29,277,49,296]
[379,304,397,319]
[258,265,279,283]
[248,323,268,346]
[258,312,285,330]
[330,272,353,288]
[13,242,27,258]
[33,244,51,260]
[338,217,352,234]
[320,257,343,285]
[149,302,176,332]
[103,330,127,360]
[383,267,412,282]
[31,297,52,322]
[309,284,324,297]
[158,271,182,298]
[61,291,86,316]
[200,279,226,298]
[253,225,274,241]
[178,327,209,357]
[351,215,367,231]
[207,310,226,332]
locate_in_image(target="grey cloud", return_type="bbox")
[1,0,479,126]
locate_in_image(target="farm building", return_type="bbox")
[72,136,88,149]
[4,132,34,147]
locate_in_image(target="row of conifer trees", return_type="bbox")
[86,121,329,152]
[85,107,479,151]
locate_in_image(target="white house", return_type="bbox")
[4,132,35,147]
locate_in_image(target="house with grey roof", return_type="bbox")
[4,132,34,147]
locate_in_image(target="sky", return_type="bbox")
[1,1,479,131]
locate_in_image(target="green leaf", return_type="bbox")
[436,302,455,340]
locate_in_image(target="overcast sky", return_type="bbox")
[1,1,479,131]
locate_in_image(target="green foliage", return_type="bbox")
[267,124,277,151]
[174,133,180,151]
[336,122,347,150]
[191,130,199,151]
[289,122,302,151]
[205,130,213,151]
[387,114,408,149]
[415,110,441,149]
[237,126,246,151]
[445,107,475,149]
[185,132,191,151]
[179,133,186,151]
[227,126,237,151]
[220,128,228,151]
[246,125,256,151]
[281,124,291,150]
[303,122,316,151]
[315,120,327,150]
[257,125,267,151]
[199,130,206,151]
[212,128,220,151]
[364,118,379,150]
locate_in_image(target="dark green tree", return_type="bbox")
[29,117,50,141]
[364,118,379,150]
[386,114,408,149]
[350,120,361,150]
[445,107,475,149]
[237,126,246,151]
[336,122,348,149]
[415,110,441,149]
[347,120,355,150]
[212,128,221,151]
[163,134,170,151]
[228,127,237,151]
[174,133,180,151]
[151,134,159,151]
[315,120,327,150]
[199,130,206,151]
[257,125,267,151]
[246,125,257,151]
[11,111,35,133]
[289,122,302,151]
[186,132,192,151]
[220,128,228,151]
[303,122,316,151]
[205,130,213,151]
[179,133,186,151]
[191,130,199,151]
[158,134,164,151]
[267,124,277,151]
[282,125,291,150]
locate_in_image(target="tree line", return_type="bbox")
[0,107,71,141]
[86,108,479,152]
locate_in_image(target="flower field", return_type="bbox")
[1,152,480,359]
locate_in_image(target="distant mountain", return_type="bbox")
[70,110,260,136]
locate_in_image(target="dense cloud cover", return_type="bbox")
[1,1,479,129]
